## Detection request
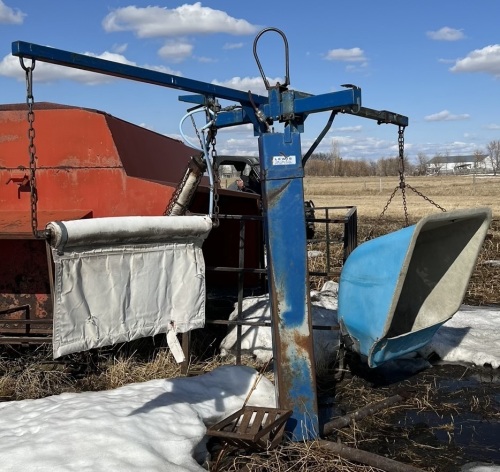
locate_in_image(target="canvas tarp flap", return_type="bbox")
[47,215,212,358]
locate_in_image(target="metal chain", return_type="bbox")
[379,186,398,219]
[380,125,445,227]
[163,157,195,216]
[20,58,43,238]
[210,123,220,228]
[406,183,447,213]
[397,126,410,227]
[190,113,204,149]
[379,126,409,225]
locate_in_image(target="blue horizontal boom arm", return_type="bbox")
[11,41,268,107]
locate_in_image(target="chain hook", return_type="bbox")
[20,58,35,100]
[19,57,35,72]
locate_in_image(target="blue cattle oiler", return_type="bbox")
[19,28,490,442]
[258,131,318,439]
[338,208,492,368]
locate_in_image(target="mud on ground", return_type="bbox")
[323,357,500,471]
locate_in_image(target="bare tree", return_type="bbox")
[487,140,500,176]
[473,149,485,173]
[430,153,445,175]
[415,152,428,176]
[330,140,343,176]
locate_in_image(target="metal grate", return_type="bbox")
[207,406,292,450]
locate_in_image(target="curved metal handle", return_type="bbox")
[253,27,290,90]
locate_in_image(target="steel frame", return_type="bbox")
[12,36,407,441]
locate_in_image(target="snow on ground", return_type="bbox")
[1,282,499,471]
[0,365,275,472]
[220,282,500,369]
[462,465,500,472]
[420,304,500,368]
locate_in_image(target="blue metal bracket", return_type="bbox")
[11,33,408,441]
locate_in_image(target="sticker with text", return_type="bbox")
[272,154,296,166]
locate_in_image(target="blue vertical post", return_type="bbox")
[259,128,319,440]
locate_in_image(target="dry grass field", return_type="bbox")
[304,174,500,219]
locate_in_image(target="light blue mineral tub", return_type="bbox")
[338,208,492,368]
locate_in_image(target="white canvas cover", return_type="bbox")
[48,216,212,358]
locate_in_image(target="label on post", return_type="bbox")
[272,155,296,166]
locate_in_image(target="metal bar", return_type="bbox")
[210,214,264,221]
[344,207,358,262]
[342,106,409,127]
[45,241,55,320]
[293,89,361,115]
[236,219,245,365]
[208,319,340,331]
[181,332,190,375]
[0,305,30,316]
[206,266,267,274]
[209,319,271,327]
[308,271,342,277]
[11,41,268,107]
[0,336,51,344]
[0,319,52,325]
[325,207,331,274]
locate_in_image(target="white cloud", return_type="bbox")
[424,110,470,122]
[0,0,25,24]
[325,47,366,62]
[217,136,259,156]
[0,51,181,84]
[345,63,368,72]
[332,135,358,146]
[416,141,478,156]
[350,136,388,150]
[485,123,500,130]
[334,125,363,132]
[223,42,244,50]
[438,58,456,65]
[112,43,128,54]
[450,44,500,77]
[217,123,254,133]
[143,63,182,76]
[102,3,258,38]
[195,56,217,63]
[211,76,282,96]
[158,41,193,62]
[427,27,465,41]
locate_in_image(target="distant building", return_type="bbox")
[219,164,234,178]
[426,154,492,174]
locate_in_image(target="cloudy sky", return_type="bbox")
[1,0,499,162]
